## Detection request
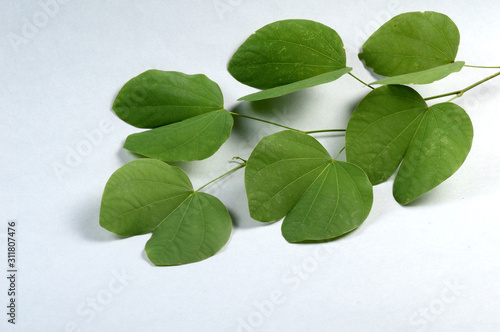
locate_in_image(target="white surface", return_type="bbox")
[1,1,500,331]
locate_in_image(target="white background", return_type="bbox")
[1,0,500,331]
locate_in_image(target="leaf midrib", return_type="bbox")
[252,162,330,217]
[288,163,332,232]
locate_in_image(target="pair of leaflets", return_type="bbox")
[101,71,236,265]
[228,12,465,100]
[100,11,475,266]
[347,11,472,204]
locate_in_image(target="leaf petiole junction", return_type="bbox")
[348,72,375,90]
[424,70,500,101]
[464,64,500,69]
[229,112,346,135]
[195,160,247,192]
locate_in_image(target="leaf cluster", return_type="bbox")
[100,11,494,265]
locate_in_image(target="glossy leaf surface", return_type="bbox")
[100,159,232,265]
[359,11,460,77]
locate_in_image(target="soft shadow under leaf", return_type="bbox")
[229,19,348,99]
[239,68,352,101]
[245,130,373,242]
[359,11,460,77]
[345,85,473,204]
[100,159,232,266]
[370,62,465,85]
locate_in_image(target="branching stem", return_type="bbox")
[348,72,375,90]
[334,146,346,160]
[305,129,346,134]
[229,112,345,135]
[464,64,500,69]
[229,112,302,132]
[424,70,500,101]
[196,161,246,192]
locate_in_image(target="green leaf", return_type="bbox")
[113,70,232,161]
[123,110,233,162]
[228,19,347,99]
[238,67,352,101]
[371,62,465,85]
[345,85,473,204]
[393,103,473,204]
[359,11,460,77]
[282,161,373,243]
[100,159,232,265]
[99,159,192,236]
[145,192,232,266]
[245,130,332,222]
[245,130,373,242]
[113,70,224,128]
[345,85,428,185]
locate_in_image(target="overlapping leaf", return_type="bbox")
[228,19,350,101]
[245,130,373,242]
[393,103,473,204]
[99,159,232,265]
[113,70,232,161]
[345,85,473,204]
[345,85,428,184]
[359,11,462,83]
[371,62,465,85]
[124,110,233,162]
[238,68,352,101]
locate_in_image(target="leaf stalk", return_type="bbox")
[348,72,375,90]
[196,161,246,192]
[229,112,345,135]
[424,70,500,101]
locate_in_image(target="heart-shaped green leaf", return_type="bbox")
[113,70,232,161]
[245,130,373,242]
[282,161,373,243]
[228,19,348,99]
[393,103,473,204]
[238,67,352,101]
[123,110,233,162]
[359,11,460,77]
[345,85,428,185]
[345,85,473,204]
[371,62,465,85]
[100,159,232,265]
[113,70,224,128]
